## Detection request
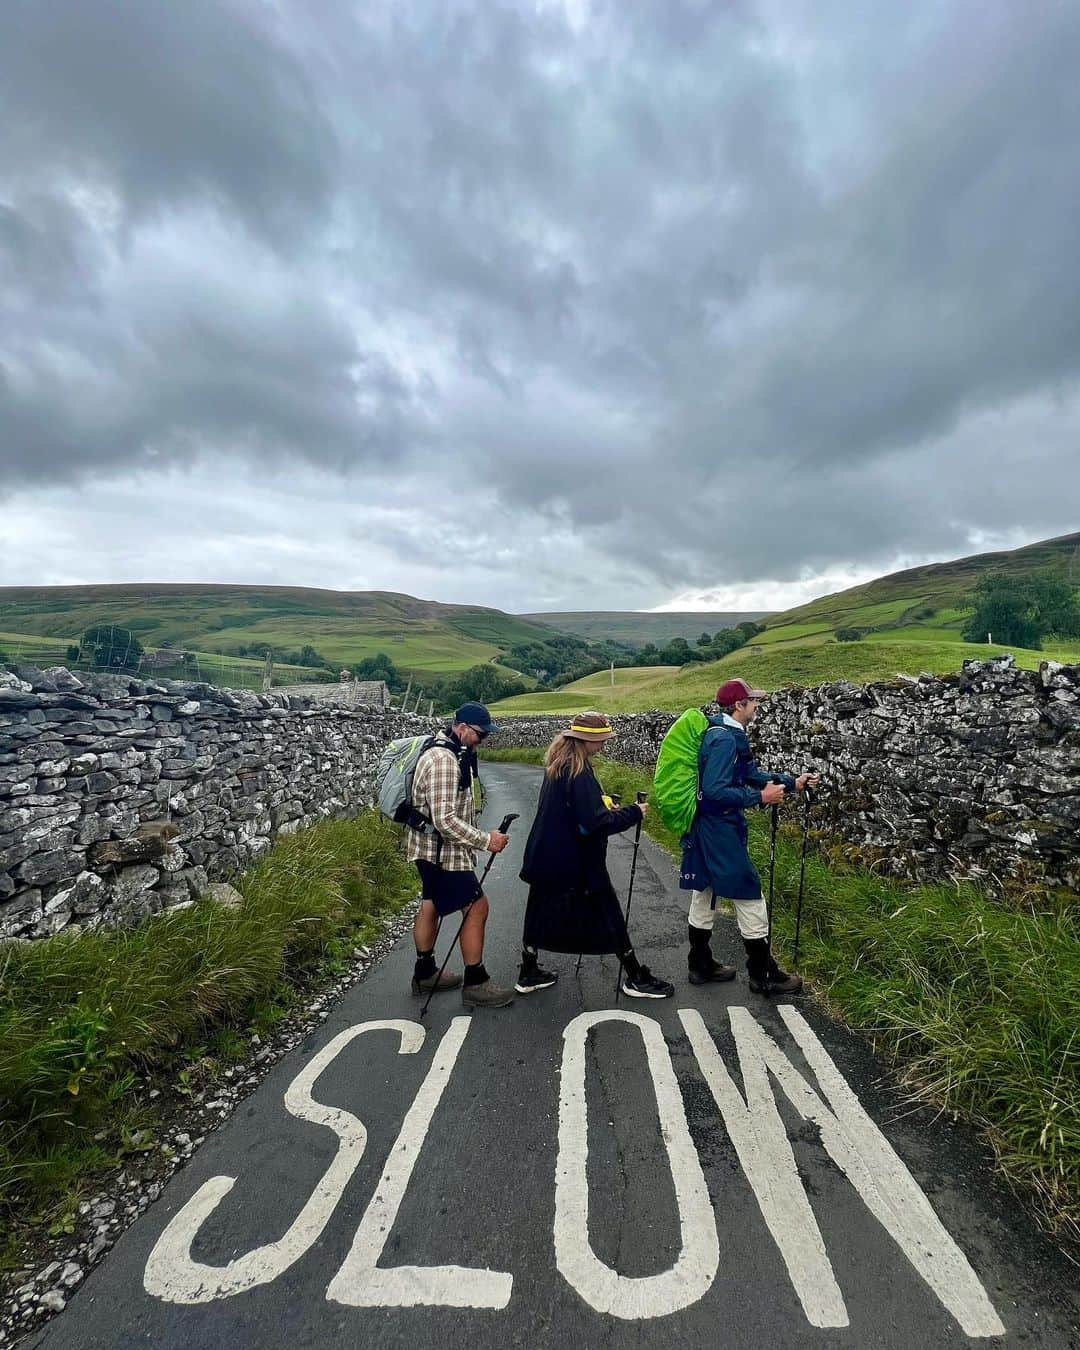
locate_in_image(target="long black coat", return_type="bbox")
[519,763,643,955]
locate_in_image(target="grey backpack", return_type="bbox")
[377,733,438,831]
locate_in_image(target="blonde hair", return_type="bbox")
[544,734,591,780]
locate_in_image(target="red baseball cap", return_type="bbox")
[716,677,766,705]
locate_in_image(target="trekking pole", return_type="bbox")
[578,794,620,975]
[792,785,815,968]
[765,777,782,954]
[420,812,519,1019]
[613,792,649,1002]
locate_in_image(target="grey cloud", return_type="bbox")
[1,0,1078,603]
[0,0,336,248]
[1,225,420,486]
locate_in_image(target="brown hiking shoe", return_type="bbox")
[411,969,462,995]
[749,969,804,996]
[688,958,738,985]
[461,978,514,1009]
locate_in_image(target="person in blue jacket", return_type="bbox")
[680,677,818,995]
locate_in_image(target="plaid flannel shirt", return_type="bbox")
[405,741,489,872]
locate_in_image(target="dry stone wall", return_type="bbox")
[489,655,1080,894]
[4,654,1076,942]
[0,665,434,940]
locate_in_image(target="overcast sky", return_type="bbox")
[1,0,1078,613]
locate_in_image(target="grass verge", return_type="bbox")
[0,812,416,1264]
[484,746,1080,1248]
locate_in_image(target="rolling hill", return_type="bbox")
[756,531,1080,647]
[517,610,769,646]
[4,532,1077,700]
[490,532,1080,714]
[0,584,562,681]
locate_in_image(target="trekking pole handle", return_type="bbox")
[636,790,648,805]
[477,813,520,887]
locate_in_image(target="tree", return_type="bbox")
[435,664,528,712]
[1028,573,1080,637]
[81,624,144,671]
[66,645,80,662]
[350,653,406,692]
[961,570,1080,648]
[835,628,863,643]
[698,631,713,647]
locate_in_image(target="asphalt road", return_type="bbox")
[27,763,1080,1349]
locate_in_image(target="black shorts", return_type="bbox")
[415,860,484,917]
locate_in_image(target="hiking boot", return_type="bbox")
[748,951,804,997]
[688,956,737,986]
[621,966,675,999]
[462,978,515,1009]
[411,968,462,995]
[515,962,559,994]
[748,968,804,996]
[743,938,804,997]
[686,925,734,985]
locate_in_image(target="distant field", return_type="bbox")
[752,623,836,646]
[196,617,504,672]
[517,610,770,646]
[556,665,673,692]
[0,630,318,692]
[487,664,673,715]
[488,637,1080,715]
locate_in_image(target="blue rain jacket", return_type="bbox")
[679,716,795,900]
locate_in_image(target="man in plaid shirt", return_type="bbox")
[408,701,513,1008]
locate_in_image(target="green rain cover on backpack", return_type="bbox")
[653,707,710,838]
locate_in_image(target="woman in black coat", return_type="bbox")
[516,711,674,999]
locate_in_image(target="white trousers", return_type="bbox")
[688,887,769,941]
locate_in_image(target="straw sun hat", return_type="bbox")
[563,711,615,743]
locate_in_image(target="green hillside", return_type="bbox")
[0,629,315,693]
[0,584,561,680]
[759,531,1080,646]
[517,610,769,646]
[488,636,1080,715]
[491,532,1080,715]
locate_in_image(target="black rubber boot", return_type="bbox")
[688,925,736,984]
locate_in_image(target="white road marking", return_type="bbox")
[679,1008,848,1327]
[326,1016,514,1309]
[681,1004,1004,1338]
[774,1004,1005,1338]
[144,1019,424,1304]
[141,1002,1007,1339]
[553,1010,720,1319]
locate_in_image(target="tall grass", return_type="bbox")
[0,813,415,1249]
[484,747,1080,1245]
